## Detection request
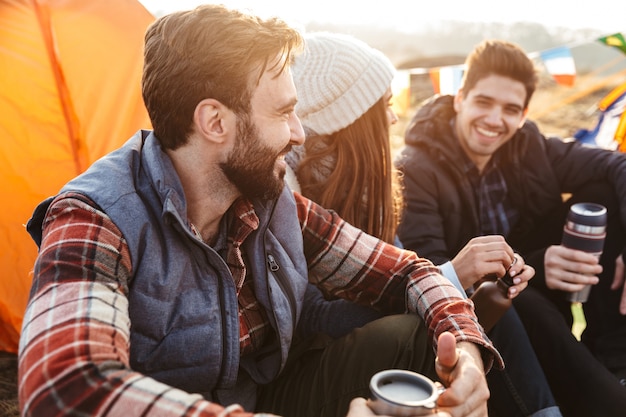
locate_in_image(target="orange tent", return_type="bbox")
[0,0,154,352]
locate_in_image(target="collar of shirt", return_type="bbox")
[449,121,511,236]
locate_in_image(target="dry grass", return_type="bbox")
[529,74,623,139]
[0,351,19,417]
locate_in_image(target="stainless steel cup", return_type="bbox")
[369,369,442,416]
[562,202,607,303]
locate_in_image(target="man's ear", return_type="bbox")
[453,89,464,112]
[194,98,232,144]
[518,108,529,129]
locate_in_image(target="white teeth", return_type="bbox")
[476,127,498,137]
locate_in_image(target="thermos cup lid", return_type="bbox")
[369,369,440,416]
[567,203,607,227]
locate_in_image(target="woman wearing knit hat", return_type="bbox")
[286,31,401,243]
[288,32,562,417]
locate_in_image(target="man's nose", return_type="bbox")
[484,106,503,124]
[290,112,305,145]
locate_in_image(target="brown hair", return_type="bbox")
[461,39,538,108]
[296,98,403,243]
[142,4,303,149]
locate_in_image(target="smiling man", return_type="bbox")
[452,74,527,173]
[18,5,500,417]
[396,39,626,416]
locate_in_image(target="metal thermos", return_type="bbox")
[470,269,514,333]
[562,202,607,303]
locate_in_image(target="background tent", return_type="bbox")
[0,0,154,353]
[574,80,626,150]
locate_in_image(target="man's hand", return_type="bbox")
[434,332,489,417]
[611,254,626,315]
[544,245,601,292]
[450,235,532,297]
[349,398,388,417]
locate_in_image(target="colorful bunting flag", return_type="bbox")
[404,32,621,99]
[539,46,576,87]
[429,66,464,95]
[598,32,626,55]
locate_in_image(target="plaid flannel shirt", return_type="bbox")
[19,191,498,416]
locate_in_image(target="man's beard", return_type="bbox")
[220,114,287,201]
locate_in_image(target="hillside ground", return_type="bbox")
[0,351,18,416]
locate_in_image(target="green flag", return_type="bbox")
[598,32,626,55]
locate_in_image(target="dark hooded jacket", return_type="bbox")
[395,95,626,284]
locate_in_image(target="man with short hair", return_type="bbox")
[396,39,626,416]
[18,5,498,417]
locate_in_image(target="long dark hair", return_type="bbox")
[297,98,402,243]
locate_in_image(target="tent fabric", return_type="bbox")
[0,0,154,353]
[574,81,626,151]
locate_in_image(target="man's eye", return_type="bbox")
[505,108,522,115]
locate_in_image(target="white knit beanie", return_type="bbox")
[291,32,396,136]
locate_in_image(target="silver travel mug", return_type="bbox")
[369,369,442,416]
[562,202,607,303]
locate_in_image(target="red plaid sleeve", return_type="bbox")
[294,192,502,370]
[19,193,254,417]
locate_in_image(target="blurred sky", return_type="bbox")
[137,0,625,34]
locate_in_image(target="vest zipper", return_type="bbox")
[268,254,280,272]
[266,253,298,324]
